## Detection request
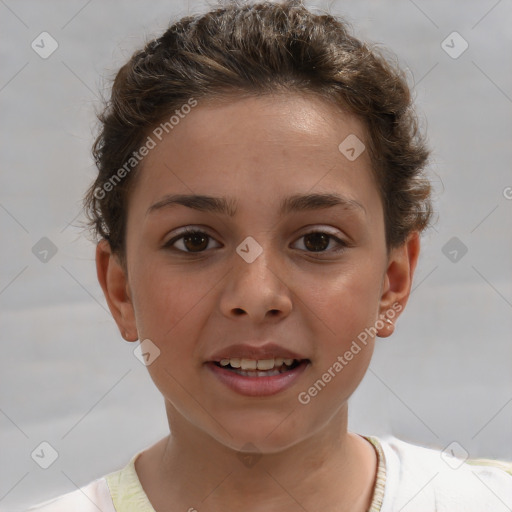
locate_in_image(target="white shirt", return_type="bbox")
[26,435,512,512]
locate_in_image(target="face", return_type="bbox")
[98,93,417,453]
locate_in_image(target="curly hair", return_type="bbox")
[83,0,433,265]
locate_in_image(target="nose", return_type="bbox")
[219,243,293,323]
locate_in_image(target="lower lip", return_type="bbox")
[206,361,309,397]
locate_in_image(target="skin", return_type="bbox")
[96,92,420,512]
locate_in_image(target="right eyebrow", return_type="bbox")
[146,194,238,217]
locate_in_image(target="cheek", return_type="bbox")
[129,258,210,342]
[301,264,383,348]
[129,265,208,409]
[295,276,378,422]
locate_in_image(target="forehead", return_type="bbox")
[157,92,366,159]
[128,93,380,221]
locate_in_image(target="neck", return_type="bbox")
[136,402,377,512]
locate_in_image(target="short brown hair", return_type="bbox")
[83,0,433,264]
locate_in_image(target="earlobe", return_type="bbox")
[377,231,421,338]
[95,240,138,342]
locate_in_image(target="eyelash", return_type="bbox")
[164,227,348,255]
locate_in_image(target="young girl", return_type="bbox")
[28,0,512,510]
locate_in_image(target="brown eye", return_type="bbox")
[303,232,330,252]
[182,232,209,252]
[165,229,220,253]
[293,231,347,254]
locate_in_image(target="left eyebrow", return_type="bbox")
[280,192,366,216]
[146,192,366,217]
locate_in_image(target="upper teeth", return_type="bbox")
[219,358,295,370]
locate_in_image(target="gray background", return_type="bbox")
[1,0,511,510]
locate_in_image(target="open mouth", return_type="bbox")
[212,358,306,377]
[207,354,310,396]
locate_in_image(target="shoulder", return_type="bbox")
[25,451,155,512]
[375,435,512,512]
[25,477,116,512]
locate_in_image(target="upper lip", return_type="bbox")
[207,343,307,362]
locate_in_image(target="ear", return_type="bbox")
[377,231,421,338]
[96,239,138,342]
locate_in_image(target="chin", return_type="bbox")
[205,408,319,455]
